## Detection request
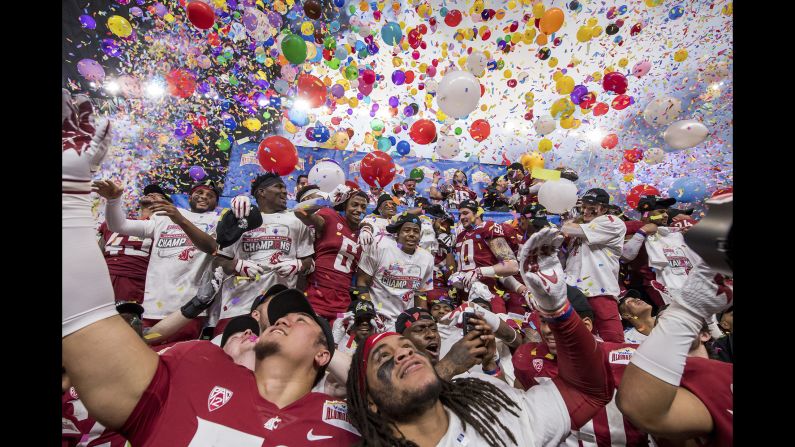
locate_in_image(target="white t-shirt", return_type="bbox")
[142,208,221,319]
[216,211,313,320]
[565,215,626,298]
[623,327,648,345]
[359,238,434,330]
[644,227,702,295]
[437,374,571,447]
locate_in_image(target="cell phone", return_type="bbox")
[462,312,476,335]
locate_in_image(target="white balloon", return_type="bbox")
[424,79,439,94]
[436,71,481,119]
[663,119,709,151]
[644,147,665,164]
[643,96,682,126]
[534,115,556,136]
[700,61,730,84]
[358,25,371,38]
[308,159,346,193]
[436,135,461,159]
[538,179,578,214]
[466,52,488,77]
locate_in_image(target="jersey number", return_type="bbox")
[458,239,477,271]
[333,236,358,273]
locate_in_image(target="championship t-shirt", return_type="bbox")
[564,215,626,298]
[359,237,434,329]
[120,341,360,446]
[217,211,313,320]
[643,228,702,294]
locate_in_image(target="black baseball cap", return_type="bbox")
[385,213,422,234]
[142,184,172,203]
[266,289,335,356]
[520,203,547,218]
[373,193,395,215]
[395,307,435,334]
[458,199,480,214]
[350,299,376,320]
[558,167,579,182]
[667,207,694,219]
[190,179,221,198]
[636,195,676,213]
[581,188,610,205]
[250,284,289,313]
[220,315,260,348]
[216,206,264,249]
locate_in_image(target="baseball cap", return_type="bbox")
[395,307,435,334]
[350,299,376,321]
[142,184,172,203]
[520,203,547,218]
[581,188,610,205]
[508,162,524,171]
[385,213,422,234]
[216,206,264,249]
[636,195,676,213]
[558,167,579,182]
[373,193,395,215]
[221,315,260,348]
[266,289,335,356]
[190,179,221,198]
[667,207,695,219]
[250,284,289,313]
[458,199,480,214]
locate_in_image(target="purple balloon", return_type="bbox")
[305,127,316,141]
[189,166,206,181]
[570,85,588,104]
[267,11,282,28]
[242,12,258,31]
[403,105,415,117]
[388,96,399,107]
[174,121,194,139]
[358,82,373,96]
[101,39,122,57]
[130,7,143,17]
[79,15,96,29]
[391,70,406,85]
[154,2,168,16]
[330,84,345,98]
[76,59,105,82]
[371,103,380,111]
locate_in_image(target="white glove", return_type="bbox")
[706,314,725,340]
[272,259,302,277]
[329,184,353,207]
[469,301,501,333]
[231,195,251,219]
[87,119,111,174]
[461,269,484,290]
[331,311,355,344]
[468,281,494,303]
[235,259,264,279]
[62,90,112,182]
[673,260,733,319]
[518,227,567,312]
[196,269,221,304]
[358,225,374,246]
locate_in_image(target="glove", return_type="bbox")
[180,268,221,319]
[331,311,355,344]
[706,314,725,340]
[272,259,302,277]
[518,227,567,312]
[63,90,112,182]
[231,195,251,219]
[673,260,733,320]
[462,269,484,290]
[469,300,502,333]
[468,281,494,303]
[329,184,353,207]
[235,259,264,279]
[212,266,226,291]
[358,225,374,246]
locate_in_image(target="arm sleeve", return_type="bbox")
[580,215,626,247]
[621,233,646,261]
[105,198,155,239]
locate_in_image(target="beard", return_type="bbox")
[369,371,443,423]
[254,339,281,361]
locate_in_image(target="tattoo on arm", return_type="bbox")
[489,237,517,262]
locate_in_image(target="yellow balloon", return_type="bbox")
[722,2,732,15]
[552,71,563,81]
[623,173,635,182]
[504,69,513,79]
[591,25,603,37]
[212,0,226,7]
[674,49,688,62]
[436,110,448,121]
[519,153,533,170]
[538,138,553,153]
[164,13,175,23]
[587,18,599,27]
[107,15,132,38]
[644,0,663,6]
[576,26,593,42]
[458,56,468,68]
[410,88,417,95]
[547,57,558,68]
[364,133,375,145]
[532,2,545,18]
[618,58,628,68]
[556,76,574,94]
[419,63,428,73]
[523,28,537,42]
[592,71,603,82]
[572,119,582,129]
[604,66,615,74]
[243,118,262,131]
[528,151,545,170]
[550,97,575,119]
[480,104,488,111]
[283,120,298,134]
[392,57,403,67]
[264,57,274,67]
[560,116,576,129]
[508,1,517,9]
[301,22,314,35]
[511,33,522,44]
[524,92,535,102]
[495,9,506,20]
[333,131,350,150]
[349,97,359,108]
[306,43,317,60]
[526,99,535,108]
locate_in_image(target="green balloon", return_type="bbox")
[216,139,231,151]
[325,57,340,69]
[409,168,425,181]
[281,34,307,64]
[370,119,385,132]
[344,65,358,80]
[262,111,271,119]
[454,127,463,135]
[377,137,391,151]
[323,36,336,51]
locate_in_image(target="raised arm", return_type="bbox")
[94,180,153,240]
[429,171,444,200]
[293,197,327,232]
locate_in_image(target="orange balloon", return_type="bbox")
[539,8,565,35]
[535,33,548,46]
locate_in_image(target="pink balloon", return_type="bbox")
[632,60,652,78]
[358,82,373,96]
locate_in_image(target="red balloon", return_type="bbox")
[611,94,632,110]
[360,151,396,188]
[602,71,628,94]
[345,180,361,190]
[623,147,643,163]
[297,74,327,108]
[601,133,618,149]
[626,184,661,209]
[469,119,491,142]
[166,69,196,98]
[409,119,436,145]
[444,9,463,27]
[579,92,596,109]
[257,136,298,176]
[593,102,609,116]
[618,161,635,174]
[404,70,415,83]
[186,1,215,29]
[361,69,376,85]
[418,24,428,34]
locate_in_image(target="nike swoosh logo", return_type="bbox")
[538,270,558,284]
[307,429,333,441]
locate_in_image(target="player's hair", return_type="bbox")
[345,341,520,447]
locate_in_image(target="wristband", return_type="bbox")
[539,301,574,323]
[479,266,496,277]
[636,230,647,238]
[180,295,214,319]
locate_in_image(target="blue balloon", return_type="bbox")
[396,140,410,155]
[289,108,310,126]
[388,136,396,145]
[223,117,237,131]
[668,5,684,20]
[668,177,707,203]
[333,0,344,7]
[221,100,232,111]
[381,22,403,46]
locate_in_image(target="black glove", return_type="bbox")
[181,268,222,319]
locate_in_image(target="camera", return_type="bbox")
[683,194,733,276]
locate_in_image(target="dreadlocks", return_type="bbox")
[346,340,521,447]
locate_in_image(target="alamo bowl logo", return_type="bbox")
[208,386,233,412]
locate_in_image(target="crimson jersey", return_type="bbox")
[513,341,650,446]
[678,357,733,447]
[98,221,151,279]
[119,341,359,446]
[62,387,129,447]
[305,208,362,318]
[448,185,477,208]
[454,221,505,292]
